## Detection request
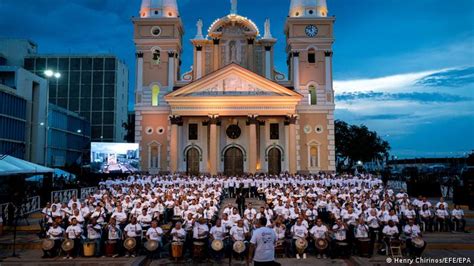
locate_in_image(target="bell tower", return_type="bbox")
[285,0,336,172]
[133,0,184,173]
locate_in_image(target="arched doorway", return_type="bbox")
[186,148,200,175]
[224,147,244,176]
[267,148,281,175]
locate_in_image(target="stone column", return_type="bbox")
[169,115,182,173]
[285,115,298,174]
[247,115,258,174]
[196,46,203,79]
[247,38,254,71]
[208,115,220,176]
[325,51,333,91]
[264,46,272,79]
[168,51,176,88]
[212,38,220,71]
[292,51,300,90]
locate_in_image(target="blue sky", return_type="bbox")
[0,0,473,158]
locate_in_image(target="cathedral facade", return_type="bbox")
[133,0,335,175]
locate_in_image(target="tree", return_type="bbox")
[335,120,390,170]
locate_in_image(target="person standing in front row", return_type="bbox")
[248,217,280,266]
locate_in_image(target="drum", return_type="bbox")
[61,239,74,252]
[412,237,425,248]
[295,238,308,254]
[161,224,172,234]
[123,237,137,251]
[105,240,117,257]
[83,241,95,257]
[315,238,328,251]
[233,241,246,254]
[145,240,159,251]
[42,239,55,251]
[172,216,182,224]
[172,242,184,258]
[211,239,224,252]
[193,242,205,258]
[357,237,371,255]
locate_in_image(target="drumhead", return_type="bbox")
[233,241,246,253]
[124,237,137,250]
[295,238,308,249]
[42,239,55,251]
[62,239,74,251]
[145,240,159,251]
[316,238,328,250]
[211,240,224,251]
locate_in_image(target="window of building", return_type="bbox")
[81,71,91,84]
[309,85,317,105]
[24,58,34,70]
[81,58,92,71]
[151,85,160,106]
[104,58,116,70]
[189,123,198,140]
[93,84,103,98]
[93,58,104,71]
[270,123,279,140]
[103,98,114,111]
[70,58,80,70]
[59,58,69,70]
[308,49,316,63]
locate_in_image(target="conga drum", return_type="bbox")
[411,237,425,255]
[295,238,308,255]
[105,240,117,257]
[233,241,246,254]
[275,240,285,256]
[42,239,55,251]
[357,237,371,256]
[172,242,184,258]
[211,239,224,252]
[315,238,328,252]
[83,241,95,257]
[193,241,205,259]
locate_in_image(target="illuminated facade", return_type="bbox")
[133,0,335,175]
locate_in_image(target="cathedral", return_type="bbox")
[133,0,335,175]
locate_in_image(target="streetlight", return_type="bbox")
[77,129,82,134]
[43,69,61,79]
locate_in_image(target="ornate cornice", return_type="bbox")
[292,51,300,57]
[284,114,298,125]
[196,45,203,51]
[246,114,259,125]
[169,115,183,126]
[213,38,220,45]
[136,52,144,58]
[264,46,272,52]
[247,38,255,45]
[324,51,333,57]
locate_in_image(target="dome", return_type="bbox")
[207,14,259,38]
[289,0,328,18]
[140,0,179,18]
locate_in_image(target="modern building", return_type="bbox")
[134,0,335,174]
[0,39,37,67]
[47,104,91,167]
[0,66,48,164]
[23,55,129,142]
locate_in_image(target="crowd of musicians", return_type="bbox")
[39,173,467,261]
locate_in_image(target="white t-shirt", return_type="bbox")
[146,227,163,241]
[108,225,121,240]
[171,228,186,242]
[310,225,328,239]
[87,224,101,239]
[291,224,308,239]
[210,225,227,240]
[66,225,82,239]
[47,226,64,240]
[230,226,247,241]
[382,225,399,236]
[250,227,276,262]
[124,223,142,237]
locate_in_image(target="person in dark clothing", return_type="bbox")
[236,193,246,216]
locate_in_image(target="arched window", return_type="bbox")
[151,85,160,106]
[308,48,316,64]
[307,140,320,170]
[309,85,317,105]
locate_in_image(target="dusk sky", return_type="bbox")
[0,0,473,158]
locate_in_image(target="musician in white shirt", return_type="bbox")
[310,218,329,258]
[451,205,466,232]
[44,222,63,258]
[65,218,82,258]
[291,218,308,259]
[124,217,142,257]
[403,219,426,256]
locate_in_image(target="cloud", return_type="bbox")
[336,91,472,103]
[416,66,474,87]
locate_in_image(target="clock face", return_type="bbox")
[226,124,241,139]
[305,25,318,37]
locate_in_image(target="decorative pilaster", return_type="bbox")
[135,52,144,102]
[285,114,298,174]
[247,38,254,71]
[168,51,176,89]
[264,46,272,79]
[247,115,258,174]
[213,38,220,71]
[196,46,203,79]
[292,51,300,90]
[325,51,333,92]
[169,115,182,173]
[208,114,220,176]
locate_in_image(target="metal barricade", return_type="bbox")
[51,189,78,203]
[80,187,97,199]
